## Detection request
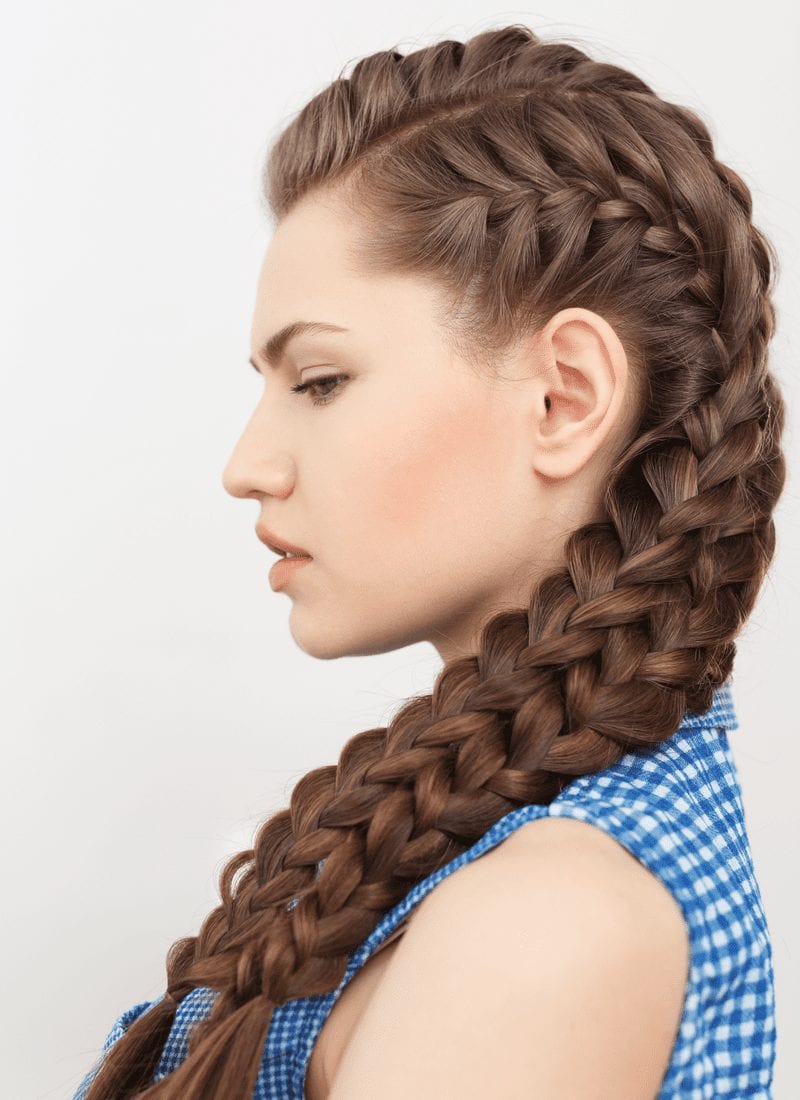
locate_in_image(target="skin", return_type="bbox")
[221,190,640,663]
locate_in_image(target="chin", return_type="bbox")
[287,610,422,661]
[287,613,356,660]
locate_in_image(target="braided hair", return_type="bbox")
[83,24,786,1098]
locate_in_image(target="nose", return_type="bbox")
[220,392,299,499]
[221,440,295,501]
[221,454,251,499]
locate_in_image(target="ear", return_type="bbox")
[530,307,630,481]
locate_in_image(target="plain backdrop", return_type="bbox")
[3,3,798,1097]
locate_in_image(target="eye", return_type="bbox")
[290,373,349,407]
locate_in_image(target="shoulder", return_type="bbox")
[329,814,690,1099]
[418,814,690,968]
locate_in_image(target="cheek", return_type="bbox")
[354,389,510,555]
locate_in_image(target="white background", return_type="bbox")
[4,3,798,1097]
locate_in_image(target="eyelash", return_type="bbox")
[289,373,349,406]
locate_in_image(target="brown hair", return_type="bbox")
[83,24,786,1098]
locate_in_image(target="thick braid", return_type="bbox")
[84,25,786,1099]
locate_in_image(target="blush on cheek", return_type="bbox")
[361,394,504,551]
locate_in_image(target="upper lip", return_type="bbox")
[255,523,312,558]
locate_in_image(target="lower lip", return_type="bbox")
[269,555,313,591]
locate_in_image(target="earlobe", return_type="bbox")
[533,307,628,482]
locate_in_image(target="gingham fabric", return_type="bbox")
[73,677,776,1098]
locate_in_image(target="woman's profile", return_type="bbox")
[73,23,784,1099]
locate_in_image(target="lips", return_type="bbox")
[255,523,312,558]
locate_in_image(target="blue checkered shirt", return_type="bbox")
[73,677,776,1097]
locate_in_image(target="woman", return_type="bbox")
[74,23,783,1099]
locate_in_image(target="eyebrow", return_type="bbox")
[249,321,349,372]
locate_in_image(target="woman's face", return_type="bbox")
[222,192,631,662]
